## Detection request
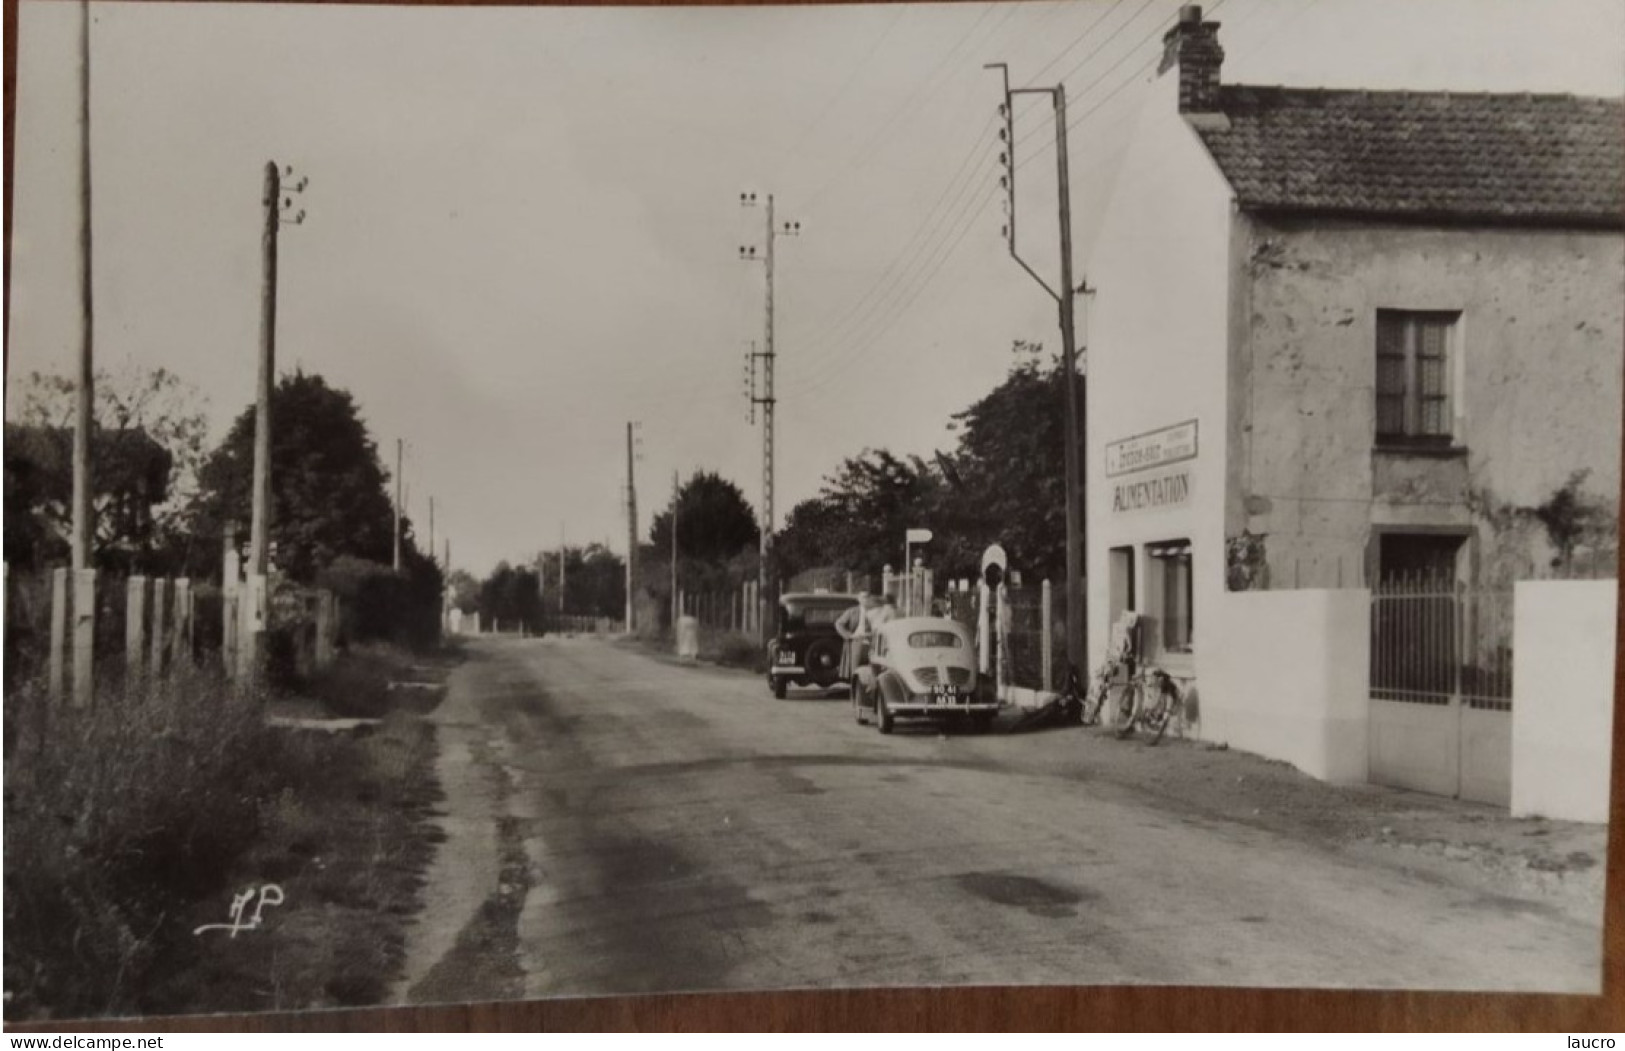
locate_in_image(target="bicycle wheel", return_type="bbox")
[1080,674,1107,726]
[1151,678,1184,745]
[1114,679,1142,738]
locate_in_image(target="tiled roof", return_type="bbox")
[1194,86,1624,228]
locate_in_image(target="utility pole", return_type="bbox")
[986,64,1086,676]
[393,438,403,571]
[739,191,800,643]
[670,471,679,628]
[67,0,95,707]
[70,0,93,575]
[244,160,305,681]
[428,496,437,568]
[625,422,640,632]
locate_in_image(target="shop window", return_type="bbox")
[1375,310,1457,446]
[1148,540,1193,654]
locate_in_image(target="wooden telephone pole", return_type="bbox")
[986,63,1087,677]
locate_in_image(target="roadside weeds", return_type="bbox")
[3,644,458,1022]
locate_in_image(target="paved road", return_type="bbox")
[397,636,1601,1003]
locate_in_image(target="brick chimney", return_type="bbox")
[1159,4,1225,116]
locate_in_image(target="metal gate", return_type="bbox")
[1368,576,1513,805]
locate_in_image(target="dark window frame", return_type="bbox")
[1376,309,1459,447]
[1148,540,1194,655]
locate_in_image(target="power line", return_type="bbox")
[1011,0,1173,159]
[792,117,998,361]
[1017,0,1130,87]
[794,180,1000,402]
[797,2,1005,214]
[792,157,997,392]
[770,5,908,184]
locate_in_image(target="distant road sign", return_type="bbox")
[906,528,933,544]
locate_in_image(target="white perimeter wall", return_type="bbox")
[1511,580,1618,823]
[1202,588,1371,783]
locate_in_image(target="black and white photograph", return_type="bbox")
[3,0,1621,1024]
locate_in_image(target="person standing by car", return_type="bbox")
[836,591,874,679]
[869,592,899,629]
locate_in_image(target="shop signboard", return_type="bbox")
[1105,419,1198,478]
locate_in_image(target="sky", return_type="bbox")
[6,0,1622,577]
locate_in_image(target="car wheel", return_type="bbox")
[972,711,994,734]
[876,693,894,735]
[772,676,788,700]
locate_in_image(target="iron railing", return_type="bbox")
[1370,573,1513,711]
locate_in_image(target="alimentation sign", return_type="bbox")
[1111,466,1192,515]
[1107,419,1196,515]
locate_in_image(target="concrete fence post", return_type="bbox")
[126,576,149,690]
[49,567,67,703]
[72,568,96,708]
[223,547,241,680]
[315,590,335,669]
[237,573,267,684]
[1041,579,1053,693]
[175,578,194,666]
[150,578,170,680]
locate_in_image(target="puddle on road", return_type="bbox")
[953,872,1090,919]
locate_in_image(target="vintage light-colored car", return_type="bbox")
[850,616,1000,734]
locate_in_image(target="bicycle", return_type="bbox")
[1113,664,1183,745]
[1080,642,1135,727]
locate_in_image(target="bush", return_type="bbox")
[318,556,441,652]
[3,667,277,1021]
[703,629,767,673]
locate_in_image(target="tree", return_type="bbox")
[647,471,759,565]
[938,341,1085,581]
[4,366,210,572]
[188,371,397,582]
[773,342,1085,585]
[446,569,481,614]
[477,561,543,629]
[775,449,942,580]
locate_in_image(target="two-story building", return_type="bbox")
[1085,5,1622,808]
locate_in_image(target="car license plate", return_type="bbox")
[776,650,796,666]
[932,685,956,705]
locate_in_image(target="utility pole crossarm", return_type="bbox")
[983,67,1086,677]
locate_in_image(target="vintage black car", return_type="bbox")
[767,592,859,699]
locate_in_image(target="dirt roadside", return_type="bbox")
[136,646,458,1018]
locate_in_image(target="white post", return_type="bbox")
[72,568,96,708]
[237,573,266,683]
[126,576,148,689]
[175,578,194,667]
[1041,578,1053,694]
[150,577,170,679]
[49,567,68,703]
[223,545,241,680]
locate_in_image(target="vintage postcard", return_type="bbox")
[4,0,1619,1023]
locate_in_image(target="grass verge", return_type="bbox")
[2,644,458,1022]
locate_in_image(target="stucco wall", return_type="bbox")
[1230,219,1624,588]
[1511,579,1618,823]
[1202,587,1371,782]
[1084,67,1233,692]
